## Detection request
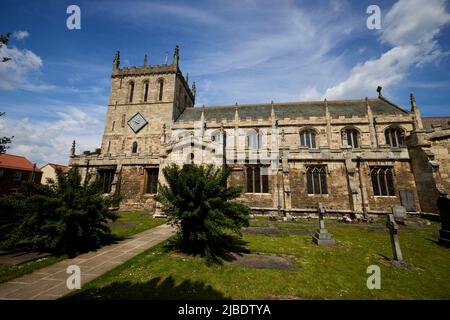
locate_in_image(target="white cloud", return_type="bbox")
[322,0,450,99]
[381,0,450,46]
[300,86,322,101]
[0,44,53,91]
[0,107,105,166]
[91,1,219,26]
[325,46,422,99]
[12,30,29,40]
[95,0,359,105]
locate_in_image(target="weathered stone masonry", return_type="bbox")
[69,47,450,215]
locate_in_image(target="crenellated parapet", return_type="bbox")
[111,45,195,102]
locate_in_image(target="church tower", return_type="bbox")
[101,45,195,155]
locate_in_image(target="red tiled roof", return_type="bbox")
[45,163,69,173]
[0,153,43,173]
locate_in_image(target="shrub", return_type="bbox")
[1,166,119,254]
[155,164,250,263]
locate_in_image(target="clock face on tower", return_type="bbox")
[127,112,148,133]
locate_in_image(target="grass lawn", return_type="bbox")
[109,211,167,238]
[0,255,68,284]
[66,217,450,300]
[0,211,166,284]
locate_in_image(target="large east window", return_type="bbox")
[306,165,328,194]
[246,166,269,193]
[370,166,395,196]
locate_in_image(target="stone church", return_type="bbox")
[69,46,450,216]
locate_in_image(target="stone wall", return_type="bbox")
[362,160,419,212]
[289,161,352,212]
[118,165,157,211]
[229,167,275,209]
[408,127,450,213]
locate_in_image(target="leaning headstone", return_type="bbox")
[386,214,407,268]
[437,195,450,247]
[392,206,407,225]
[312,203,336,246]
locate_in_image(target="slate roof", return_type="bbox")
[422,116,450,129]
[176,97,409,122]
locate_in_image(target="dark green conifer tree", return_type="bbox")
[156,164,250,263]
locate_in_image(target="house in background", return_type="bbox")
[40,163,69,184]
[0,154,42,195]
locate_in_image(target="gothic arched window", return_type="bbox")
[342,128,359,148]
[131,141,138,154]
[211,130,221,143]
[143,81,149,102]
[246,166,269,193]
[385,127,405,147]
[128,81,135,103]
[187,153,194,164]
[246,129,262,149]
[158,79,164,101]
[370,166,395,196]
[305,165,328,194]
[300,129,317,148]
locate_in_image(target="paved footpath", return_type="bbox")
[0,223,176,300]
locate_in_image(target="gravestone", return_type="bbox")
[312,203,336,246]
[392,206,407,225]
[437,195,450,247]
[386,214,407,268]
[225,253,296,271]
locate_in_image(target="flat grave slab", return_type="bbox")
[107,221,139,228]
[242,227,282,235]
[225,252,296,271]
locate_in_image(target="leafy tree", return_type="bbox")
[0,112,13,153]
[0,166,120,254]
[156,164,250,263]
[0,32,11,62]
[0,33,14,152]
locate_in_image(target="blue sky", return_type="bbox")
[1,0,450,165]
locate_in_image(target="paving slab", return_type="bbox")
[4,279,61,299]
[0,223,176,300]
